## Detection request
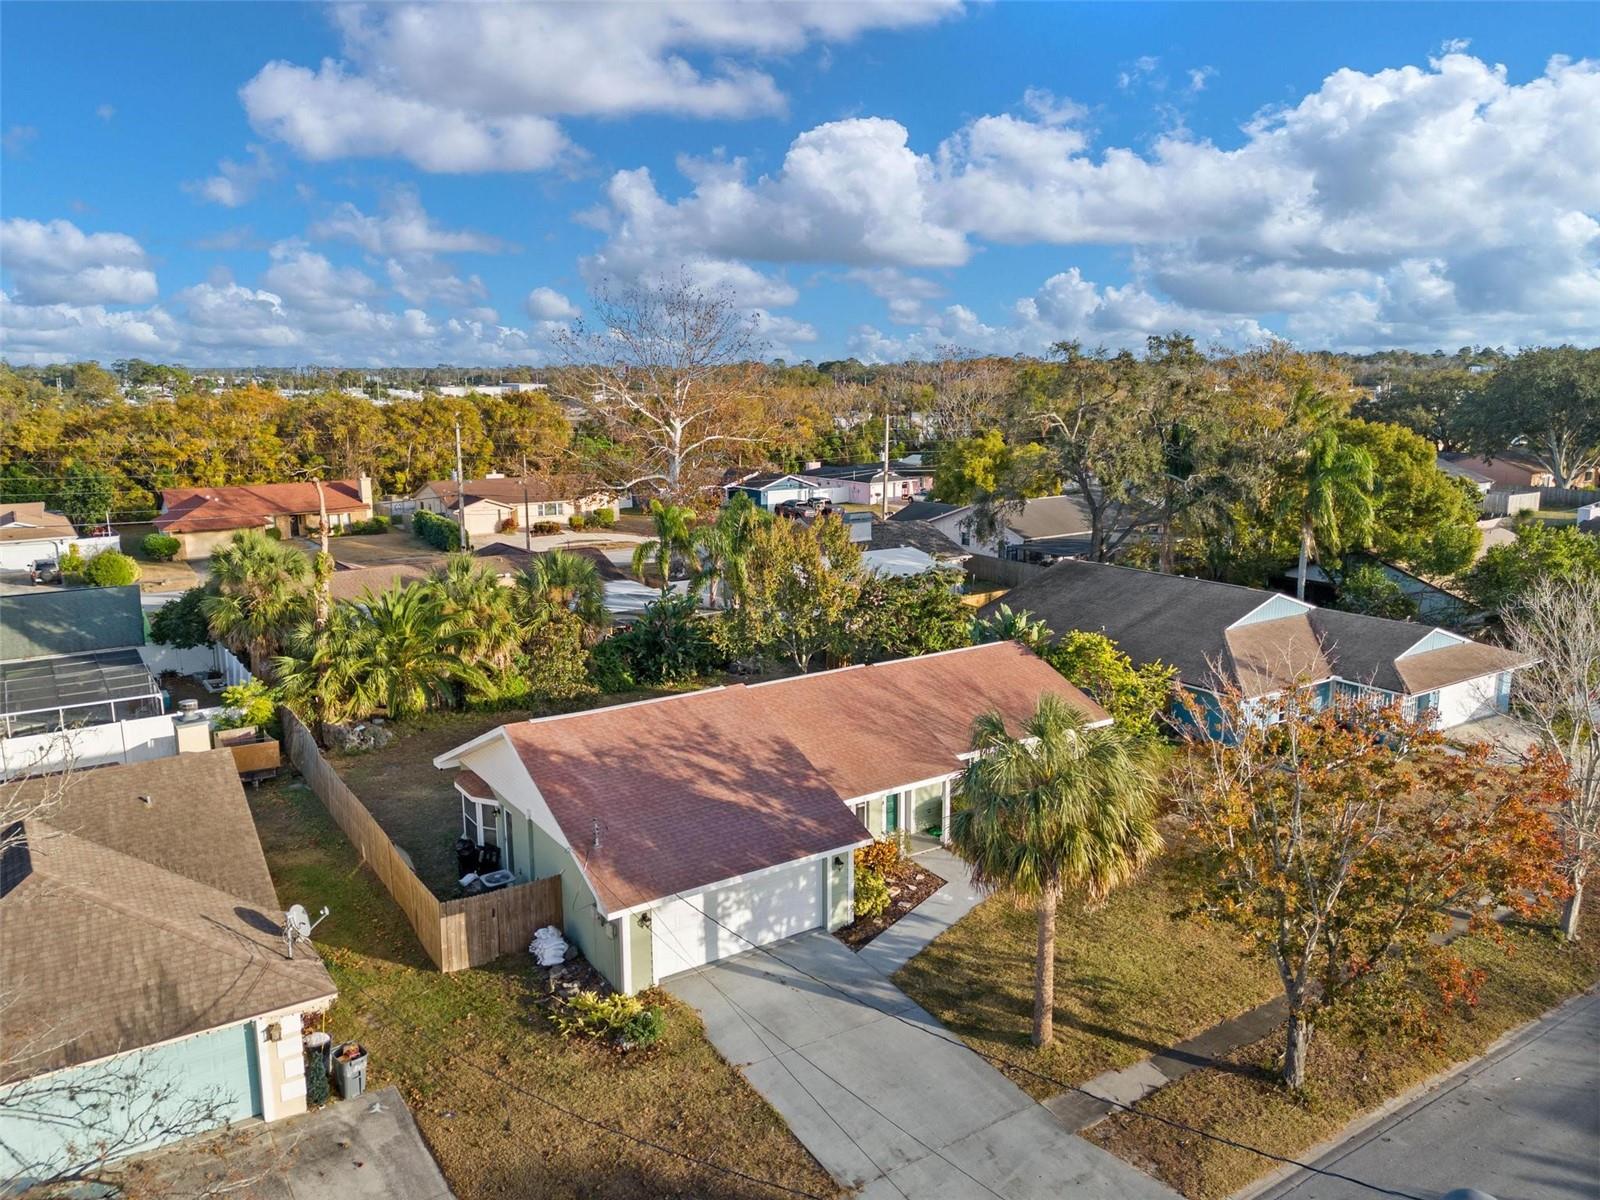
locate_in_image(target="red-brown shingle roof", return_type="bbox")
[156,480,365,533]
[490,643,1107,913]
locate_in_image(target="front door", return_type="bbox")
[884,793,899,835]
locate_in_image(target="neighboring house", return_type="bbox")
[0,505,82,571]
[723,473,819,511]
[325,563,433,604]
[472,541,667,615]
[798,461,936,507]
[890,494,1095,560]
[155,478,374,560]
[1435,452,1494,494]
[862,519,971,579]
[1438,451,1597,491]
[986,560,1529,735]
[0,751,336,1187]
[412,475,613,542]
[433,642,1108,992]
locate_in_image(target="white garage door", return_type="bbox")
[651,859,826,980]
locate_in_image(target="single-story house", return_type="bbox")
[891,494,1094,560]
[862,519,971,579]
[723,473,821,511]
[0,751,336,1187]
[432,642,1107,992]
[0,504,83,571]
[799,461,936,507]
[325,562,434,604]
[155,478,374,559]
[471,541,670,615]
[412,475,614,542]
[985,560,1530,735]
[1438,451,1595,491]
[1435,453,1494,494]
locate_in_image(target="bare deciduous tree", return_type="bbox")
[1504,571,1600,938]
[557,275,767,501]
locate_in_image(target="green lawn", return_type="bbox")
[894,858,1282,1098]
[250,775,836,1200]
[1087,907,1600,1199]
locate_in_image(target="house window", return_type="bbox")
[1405,691,1440,722]
[535,501,565,517]
[461,795,500,847]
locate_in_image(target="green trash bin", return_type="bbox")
[333,1042,368,1099]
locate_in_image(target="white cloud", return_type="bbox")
[0,218,159,304]
[186,144,275,208]
[3,125,38,154]
[526,286,578,321]
[0,290,179,363]
[96,103,116,121]
[587,54,1600,349]
[310,189,506,256]
[239,2,962,171]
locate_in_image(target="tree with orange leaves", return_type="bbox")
[1175,683,1565,1089]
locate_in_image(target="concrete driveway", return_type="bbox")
[667,931,1177,1200]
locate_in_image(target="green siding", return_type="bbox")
[526,820,623,989]
[0,1023,260,1186]
[627,913,654,990]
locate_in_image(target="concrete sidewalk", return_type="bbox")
[668,932,1178,1200]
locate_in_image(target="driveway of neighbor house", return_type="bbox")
[667,932,1178,1200]
[110,1086,454,1200]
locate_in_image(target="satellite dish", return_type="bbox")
[282,903,329,959]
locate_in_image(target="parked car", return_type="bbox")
[775,498,834,520]
[29,558,61,585]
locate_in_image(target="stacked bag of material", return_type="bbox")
[529,925,568,966]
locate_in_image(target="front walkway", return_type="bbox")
[667,932,1178,1200]
[857,844,986,977]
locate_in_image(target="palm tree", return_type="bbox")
[202,529,312,675]
[519,548,609,636]
[1279,425,1376,600]
[631,500,698,593]
[430,553,526,674]
[273,603,370,732]
[343,583,488,720]
[692,493,766,608]
[952,694,1165,1048]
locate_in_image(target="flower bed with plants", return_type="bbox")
[833,837,946,950]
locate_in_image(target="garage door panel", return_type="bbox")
[652,860,825,981]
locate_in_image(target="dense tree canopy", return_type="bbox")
[1454,346,1600,487]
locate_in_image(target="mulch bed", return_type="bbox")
[833,858,946,950]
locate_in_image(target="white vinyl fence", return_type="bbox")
[138,642,253,687]
[0,712,222,779]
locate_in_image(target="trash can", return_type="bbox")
[476,843,502,873]
[332,1042,368,1099]
[455,837,478,878]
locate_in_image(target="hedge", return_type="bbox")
[412,509,461,550]
[141,532,181,561]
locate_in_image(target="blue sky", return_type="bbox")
[2,2,1595,366]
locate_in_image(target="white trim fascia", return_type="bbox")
[432,723,512,769]
[5,994,337,1088]
[604,840,871,920]
[838,770,962,808]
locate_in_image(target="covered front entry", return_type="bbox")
[650,858,827,979]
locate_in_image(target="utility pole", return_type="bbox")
[454,419,471,552]
[312,477,331,629]
[523,482,532,553]
[881,407,891,520]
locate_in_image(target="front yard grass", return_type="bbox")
[894,857,1282,1097]
[250,775,836,1200]
[1086,906,1600,1199]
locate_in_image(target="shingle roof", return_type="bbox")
[0,751,336,1083]
[868,519,965,558]
[419,476,598,507]
[985,560,1528,698]
[0,503,77,544]
[326,563,433,603]
[1002,495,1094,541]
[891,500,962,523]
[473,541,630,582]
[480,643,1106,913]
[156,480,365,533]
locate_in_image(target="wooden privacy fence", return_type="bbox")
[280,709,561,971]
[1537,485,1600,510]
[963,553,1048,590]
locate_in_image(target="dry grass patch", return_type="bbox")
[893,859,1281,1098]
[1086,906,1600,1199]
[250,776,836,1200]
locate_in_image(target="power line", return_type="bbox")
[672,892,1432,1200]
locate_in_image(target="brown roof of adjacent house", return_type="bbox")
[419,476,600,507]
[986,560,1530,698]
[0,503,78,543]
[487,642,1107,913]
[473,541,631,582]
[155,480,366,533]
[325,563,432,603]
[0,751,335,1083]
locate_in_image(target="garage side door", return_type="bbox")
[651,859,826,981]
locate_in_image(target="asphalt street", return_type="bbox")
[1257,990,1600,1200]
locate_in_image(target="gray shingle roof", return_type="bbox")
[890,500,961,523]
[984,560,1527,697]
[1,585,146,662]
